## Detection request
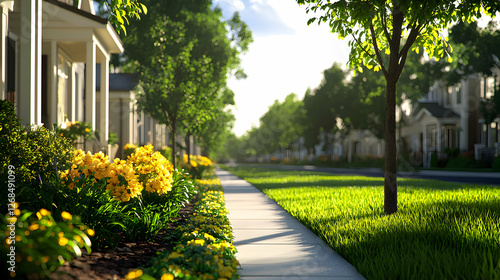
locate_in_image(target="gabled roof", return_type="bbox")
[109,73,139,91]
[96,65,139,91]
[43,0,124,55]
[44,0,106,24]
[414,102,460,120]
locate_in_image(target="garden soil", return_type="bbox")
[43,200,196,280]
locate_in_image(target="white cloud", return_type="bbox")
[219,0,352,136]
[214,0,245,13]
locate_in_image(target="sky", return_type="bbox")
[213,0,351,136]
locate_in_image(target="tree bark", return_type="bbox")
[185,130,191,161]
[384,79,398,214]
[171,121,177,168]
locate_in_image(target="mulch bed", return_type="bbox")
[44,200,196,280]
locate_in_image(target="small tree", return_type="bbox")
[297,0,499,214]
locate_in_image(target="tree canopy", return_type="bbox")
[297,0,499,214]
[121,0,252,167]
[94,0,147,34]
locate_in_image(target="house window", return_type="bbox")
[481,76,495,99]
[446,86,452,106]
[444,126,457,149]
[455,84,461,104]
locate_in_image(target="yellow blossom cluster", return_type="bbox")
[60,150,109,189]
[179,154,214,179]
[123,178,239,280]
[126,144,174,195]
[59,150,142,202]
[106,159,143,202]
[180,154,213,169]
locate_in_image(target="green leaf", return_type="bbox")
[140,3,148,14]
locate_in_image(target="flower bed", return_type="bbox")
[1,100,234,279]
[124,177,240,280]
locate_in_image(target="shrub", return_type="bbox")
[492,156,500,170]
[179,154,214,179]
[59,150,130,248]
[0,207,93,278]
[124,143,139,159]
[446,156,473,169]
[55,121,94,144]
[59,146,197,244]
[430,152,438,168]
[127,186,239,280]
[0,100,73,185]
[160,145,173,162]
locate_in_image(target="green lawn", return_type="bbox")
[223,166,500,280]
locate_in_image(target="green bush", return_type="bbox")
[160,146,173,162]
[0,100,74,183]
[446,156,473,169]
[0,100,74,213]
[492,156,500,170]
[123,143,138,159]
[123,169,197,242]
[55,121,94,144]
[58,169,128,249]
[430,152,438,168]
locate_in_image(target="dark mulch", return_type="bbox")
[45,201,196,280]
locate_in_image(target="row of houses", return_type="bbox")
[258,69,500,167]
[302,70,500,167]
[1,0,200,160]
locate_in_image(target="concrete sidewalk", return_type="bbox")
[216,169,366,280]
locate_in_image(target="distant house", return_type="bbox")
[401,70,500,167]
[0,0,123,154]
[343,129,384,162]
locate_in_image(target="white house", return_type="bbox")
[0,0,122,154]
[401,70,500,167]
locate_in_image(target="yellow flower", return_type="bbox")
[124,269,143,279]
[87,229,95,236]
[161,273,174,280]
[58,236,69,246]
[28,223,39,231]
[85,128,91,132]
[39,208,50,216]
[61,211,72,221]
[168,252,184,259]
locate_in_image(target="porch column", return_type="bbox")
[99,58,110,154]
[18,0,36,126]
[85,40,96,151]
[34,0,41,125]
[0,4,10,100]
[69,64,76,122]
[48,41,57,127]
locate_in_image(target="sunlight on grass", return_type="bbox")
[224,166,500,280]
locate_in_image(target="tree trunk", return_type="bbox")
[185,131,191,161]
[384,80,398,215]
[171,121,177,168]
